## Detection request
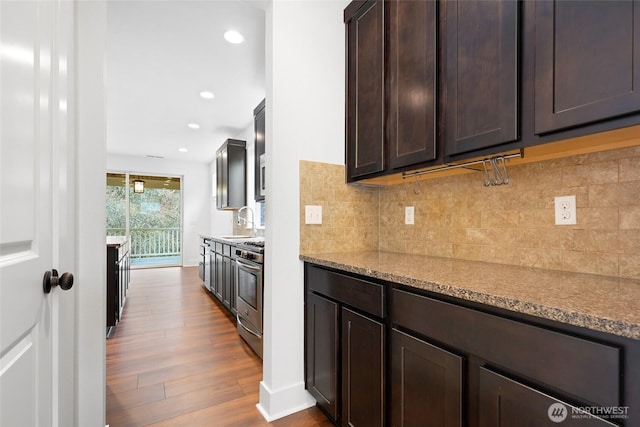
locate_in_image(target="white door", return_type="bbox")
[0,1,76,426]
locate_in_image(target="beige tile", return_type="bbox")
[618,181,640,206]
[620,206,640,230]
[620,254,640,280]
[563,145,640,164]
[512,247,563,270]
[564,230,621,254]
[480,209,520,229]
[300,152,640,278]
[452,244,483,262]
[620,157,640,182]
[562,160,618,187]
[562,251,619,277]
[618,229,640,253]
[588,183,621,207]
[578,207,619,230]
[518,209,555,229]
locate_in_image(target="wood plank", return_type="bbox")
[106,266,333,427]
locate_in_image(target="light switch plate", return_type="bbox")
[405,206,415,225]
[305,205,322,225]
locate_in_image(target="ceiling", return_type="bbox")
[106,0,266,164]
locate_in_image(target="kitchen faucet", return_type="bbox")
[237,206,256,237]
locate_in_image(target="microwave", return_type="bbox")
[259,154,265,197]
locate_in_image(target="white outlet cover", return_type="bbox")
[554,195,576,225]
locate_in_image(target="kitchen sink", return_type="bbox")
[219,235,252,240]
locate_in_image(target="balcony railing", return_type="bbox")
[107,227,181,266]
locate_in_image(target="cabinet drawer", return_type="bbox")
[392,289,620,407]
[214,242,223,253]
[306,264,385,318]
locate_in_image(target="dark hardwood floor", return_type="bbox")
[106,266,332,427]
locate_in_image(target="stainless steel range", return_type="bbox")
[234,239,264,358]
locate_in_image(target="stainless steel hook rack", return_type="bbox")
[402,150,523,186]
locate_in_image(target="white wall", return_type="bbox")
[258,0,347,421]
[76,1,107,425]
[107,154,214,266]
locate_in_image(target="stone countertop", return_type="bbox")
[199,234,264,244]
[300,251,640,341]
[106,236,128,247]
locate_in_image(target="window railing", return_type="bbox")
[107,227,181,260]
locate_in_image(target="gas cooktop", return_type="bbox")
[236,238,265,253]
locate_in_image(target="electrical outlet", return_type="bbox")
[405,206,415,225]
[305,205,322,225]
[554,195,576,225]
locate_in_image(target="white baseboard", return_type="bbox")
[256,380,316,422]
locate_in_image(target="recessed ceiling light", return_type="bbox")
[224,30,244,44]
[200,91,215,99]
[179,147,188,153]
[187,123,200,129]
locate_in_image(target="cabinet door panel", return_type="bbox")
[254,99,265,202]
[478,367,616,427]
[215,253,223,300]
[535,0,640,134]
[444,0,519,156]
[216,150,226,209]
[223,256,232,309]
[306,292,339,421]
[391,329,463,427]
[387,0,437,169]
[342,308,384,427]
[346,0,385,180]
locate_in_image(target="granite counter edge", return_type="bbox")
[300,254,640,341]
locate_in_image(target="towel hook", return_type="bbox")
[410,174,422,195]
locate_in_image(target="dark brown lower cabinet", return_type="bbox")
[342,308,384,427]
[222,254,234,311]
[106,237,130,337]
[214,251,224,301]
[306,291,339,421]
[305,264,386,426]
[206,240,237,315]
[391,329,463,427]
[305,262,639,426]
[478,367,616,427]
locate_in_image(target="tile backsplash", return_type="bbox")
[300,144,640,279]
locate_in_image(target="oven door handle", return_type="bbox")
[236,258,261,272]
[237,315,262,338]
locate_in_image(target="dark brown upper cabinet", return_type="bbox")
[387,0,438,169]
[534,0,640,135]
[254,99,265,202]
[345,0,385,181]
[345,0,640,183]
[216,139,246,210]
[443,0,520,159]
[345,0,439,182]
